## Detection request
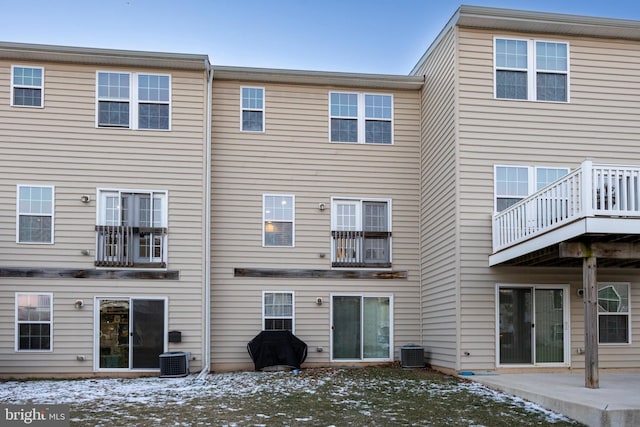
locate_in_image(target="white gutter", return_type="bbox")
[197,61,213,381]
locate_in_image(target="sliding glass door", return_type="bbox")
[97,297,166,370]
[332,295,392,361]
[498,286,567,365]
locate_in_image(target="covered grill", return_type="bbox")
[247,330,308,371]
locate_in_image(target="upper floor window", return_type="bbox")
[11,66,44,107]
[17,185,54,244]
[263,291,294,332]
[241,87,264,132]
[494,166,569,211]
[96,189,168,268]
[16,293,52,352]
[331,198,392,268]
[495,38,569,102]
[598,283,630,344]
[263,194,294,247]
[330,92,393,144]
[97,72,171,130]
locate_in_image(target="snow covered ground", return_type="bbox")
[0,368,579,426]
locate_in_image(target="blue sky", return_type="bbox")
[2,0,640,74]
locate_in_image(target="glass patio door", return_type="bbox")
[498,287,566,365]
[98,298,166,370]
[131,299,165,369]
[99,299,130,369]
[332,295,391,360]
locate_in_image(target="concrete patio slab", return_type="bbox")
[466,371,640,427]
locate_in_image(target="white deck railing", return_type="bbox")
[493,160,640,252]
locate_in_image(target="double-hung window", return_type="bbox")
[17,185,54,244]
[241,87,264,132]
[263,194,294,247]
[330,92,393,144]
[495,38,569,102]
[331,198,391,268]
[97,72,171,129]
[11,66,44,107]
[96,189,168,268]
[598,283,630,344]
[138,74,171,129]
[495,166,569,211]
[16,293,52,351]
[263,291,294,332]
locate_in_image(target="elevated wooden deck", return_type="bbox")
[491,160,640,266]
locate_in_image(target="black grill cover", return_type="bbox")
[247,330,308,371]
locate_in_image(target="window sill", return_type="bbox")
[493,96,569,104]
[330,140,394,145]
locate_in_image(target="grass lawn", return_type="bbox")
[0,366,584,426]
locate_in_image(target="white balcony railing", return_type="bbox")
[493,160,640,252]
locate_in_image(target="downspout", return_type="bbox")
[197,61,214,380]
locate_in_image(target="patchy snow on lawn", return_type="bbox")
[458,380,573,424]
[0,369,574,425]
[0,371,325,406]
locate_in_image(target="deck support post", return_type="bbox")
[583,254,599,389]
[559,239,640,387]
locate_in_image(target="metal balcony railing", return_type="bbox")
[95,225,167,268]
[331,230,391,268]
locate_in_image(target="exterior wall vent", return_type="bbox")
[159,351,190,377]
[400,344,425,368]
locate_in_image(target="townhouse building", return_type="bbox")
[1,5,640,378]
[210,68,423,370]
[416,6,640,377]
[0,43,211,376]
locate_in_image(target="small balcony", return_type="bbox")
[331,230,392,268]
[491,160,640,266]
[95,225,168,268]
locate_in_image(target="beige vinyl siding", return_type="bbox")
[455,27,640,370]
[414,27,460,371]
[211,79,421,371]
[0,60,208,375]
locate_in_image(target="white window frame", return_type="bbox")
[329,91,394,144]
[494,284,570,368]
[96,71,171,130]
[597,282,631,345]
[262,194,295,247]
[494,37,570,102]
[16,184,55,244]
[11,65,44,108]
[96,188,168,267]
[494,165,570,212]
[330,197,392,230]
[262,291,295,333]
[240,86,265,132]
[97,188,168,227]
[330,197,392,267]
[93,296,168,372]
[330,293,394,362]
[15,292,53,352]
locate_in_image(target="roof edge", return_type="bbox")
[213,65,424,90]
[410,6,461,76]
[411,4,640,75]
[0,41,210,71]
[457,5,640,30]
